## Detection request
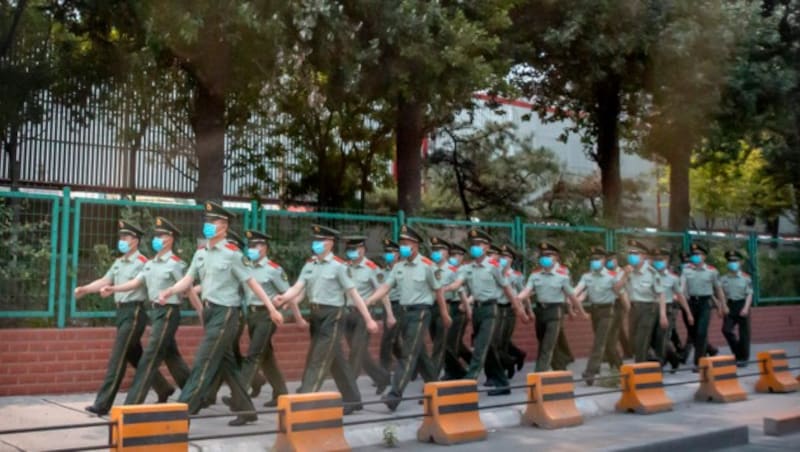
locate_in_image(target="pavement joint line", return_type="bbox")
[41,398,103,418]
[0,437,25,452]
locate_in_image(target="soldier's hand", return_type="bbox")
[157,289,172,305]
[739,307,749,317]
[687,313,695,326]
[74,286,86,300]
[659,314,668,330]
[296,316,309,328]
[466,308,473,322]
[580,310,590,320]
[624,265,634,274]
[387,314,397,329]
[271,310,284,325]
[99,286,114,298]
[442,313,453,328]
[273,294,285,306]
[366,318,379,334]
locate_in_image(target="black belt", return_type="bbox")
[150,302,179,308]
[310,303,341,311]
[249,305,267,312]
[497,304,512,309]
[689,295,712,301]
[476,299,498,306]
[727,299,744,304]
[447,299,461,304]
[399,304,431,312]
[203,300,238,309]
[390,300,400,305]
[117,301,144,308]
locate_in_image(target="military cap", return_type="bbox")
[606,250,618,258]
[153,216,180,236]
[343,235,367,247]
[382,237,399,251]
[680,252,690,263]
[449,242,467,255]
[725,250,745,261]
[311,224,339,240]
[690,242,709,255]
[399,224,424,243]
[467,228,493,244]
[626,239,651,254]
[118,220,144,238]
[226,230,245,249]
[245,230,271,244]
[538,241,560,255]
[653,247,671,257]
[488,243,501,255]
[500,243,518,259]
[589,245,607,257]
[430,236,451,250]
[203,200,236,221]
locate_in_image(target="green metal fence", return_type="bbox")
[1,188,799,328]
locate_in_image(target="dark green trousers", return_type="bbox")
[345,307,390,387]
[240,306,287,400]
[631,302,659,363]
[379,301,403,370]
[584,304,614,377]
[465,303,506,386]
[206,311,246,403]
[652,304,679,364]
[722,299,750,362]
[178,303,254,415]
[92,302,173,411]
[551,316,574,371]
[124,304,189,404]
[299,304,361,405]
[496,305,525,372]
[603,298,625,368]
[387,306,436,398]
[443,302,469,379]
[534,304,563,372]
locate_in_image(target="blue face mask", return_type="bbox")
[590,260,603,271]
[605,260,616,270]
[653,260,667,271]
[151,237,164,253]
[430,250,443,263]
[499,257,509,268]
[384,252,396,264]
[346,249,359,261]
[117,240,131,254]
[311,240,325,255]
[469,245,484,259]
[202,222,217,239]
[628,254,641,266]
[399,245,412,258]
[539,256,553,268]
[727,262,740,272]
[690,254,702,265]
[448,257,459,266]
[247,248,260,261]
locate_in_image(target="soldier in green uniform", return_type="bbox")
[442,242,472,380]
[101,217,200,405]
[516,242,582,372]
[497,244,527,380]
[574,246,621,385]
[365,225,451,410]
[444,229,528,396]
[273,225,378,415]
[551,253,578,371]
[720,250,753,367]
[650,248,693,370]
[76,220,175,415]
[427,236,459,379]
[379,239,403,374]
[159,202,283,426]
[681,243,726,369]
[604,252,632,364]
[615,240,667,363]
[342,235,392,394]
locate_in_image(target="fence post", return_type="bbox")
[249,199,259,231]
[396,210,405,240]
[605,228,615,253]
[57,187,71,329]
[748,231,760,306]
[513,216,524,249]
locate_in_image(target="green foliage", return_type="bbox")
[382,424,399,448]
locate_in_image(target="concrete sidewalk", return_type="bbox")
[0,341,798,451]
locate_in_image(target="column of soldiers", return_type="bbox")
[75,206,754,424]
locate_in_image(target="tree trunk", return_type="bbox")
[594,77,622,226]
[667,148,691,231]
[396,97,424,215]
[192,83,225,203]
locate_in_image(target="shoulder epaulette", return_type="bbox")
[706,264,716,270]
[365,259,378,270]
[486,258,500,268]
[556,267,568,275]
[668,270,678,277]
[449,265,458,272]
[420,256,433,266]
[225,243,239,252]
[333,256,346,264]
[268,260,281,269]
[514,270,522,276]
[137,255,148,263]
[170,255,181,262]
[607,270,618,277]
[197,245,205,250]
[306,257,315,263]
[531,269,543,274]
[742,272,750,278]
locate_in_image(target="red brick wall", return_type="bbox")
[1,305,798,396]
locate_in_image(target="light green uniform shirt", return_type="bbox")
[525,267,574,304]
[245,257,290,306]
[658,270,682,305]
[455,258,508,303]
[297,253,355,307]
[438,263,460,302]
[381,265,402,302]
[134,250,186,305]
[719,271,753,301]
[186,239,251,307]
[625,264,663,303]
[104,250,149,303]
[348,258,381,301]
[383,254,441,306]
[681,263,720,297]
[578,269,617,305]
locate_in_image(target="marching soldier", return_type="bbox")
[76,220,174,415]
[365,225,451,410]
[273,225,379,415]
[101,217,199,406]
[497,244,527,379]
[604,252,632,364]
[551,252,578,371]
[515,242,582,372]
[615,240,667,363]
[342,235,392,394]
[158,202,283,426]
[682,243,726,370]
[573,246,621,385]
[720,250,753,367]
[378,238,403,375]
[442,242,472,380]
[427,236,459,379]
[650,248,693,370]
[443,229,528,396]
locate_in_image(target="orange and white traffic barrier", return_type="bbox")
[755,350,799,393]
[522,371,583,429]
[695,356,748,403]
[417,380,487,445]
[615,362,673,414]
[272,392,349,452]
[110,402,189,451]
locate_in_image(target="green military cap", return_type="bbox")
[245,230,271,244]
[680,251,690,263]
[203,200,236,221]
[538,241,560,255]
[626,239,651,254]
[653,247,671,257]
[467,228,492,244]
[430,236,451,250]
[153,216,180,236]
[449,242,467,255]
[589,245,607,257]
[343,235,367,247]
[500,243,518,259]
[725,250,745,261]
[383,237,399,251]
[690,242,709,255]
[226,230,245,249]
[399,224,424,243]
[118,220,144,238]
[311,224,339,240]
[606,250,618,258]
[488,243,501,255]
